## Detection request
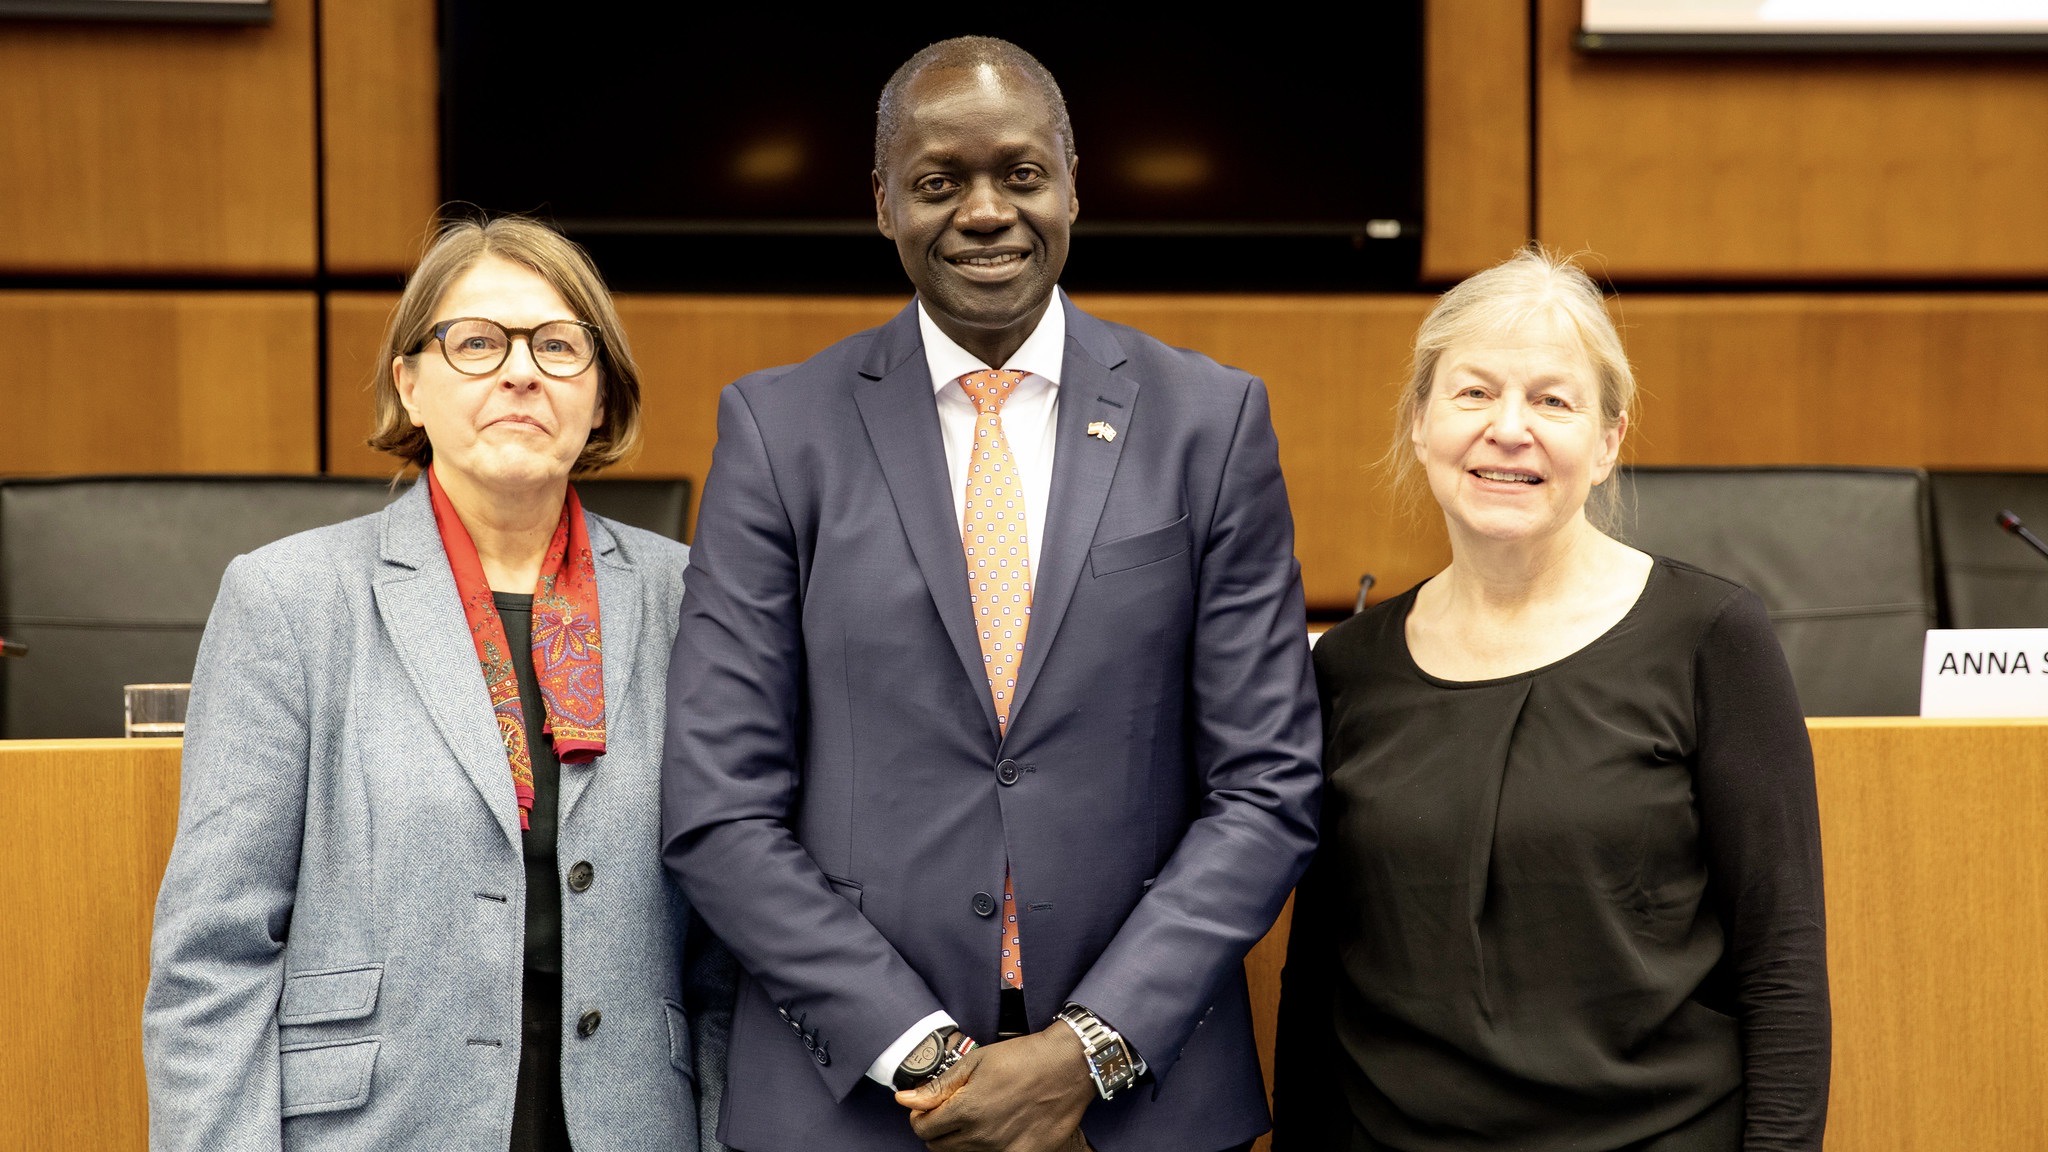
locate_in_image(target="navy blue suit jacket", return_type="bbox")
[661,298,1321,1152]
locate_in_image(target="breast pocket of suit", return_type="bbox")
[1088,514,1191,579]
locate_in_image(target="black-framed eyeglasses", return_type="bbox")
[415,317,601,379]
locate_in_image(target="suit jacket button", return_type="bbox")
[972,891,996,917]
[996,758,1020,785]
[576,1009,602,1038]
[567,861,595,893]
[813,1043,830,1066]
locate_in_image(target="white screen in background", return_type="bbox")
[1583,0,2048,34]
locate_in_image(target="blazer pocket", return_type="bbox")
[1089,515,1190,578]
[824,874,863,910]
[279,963,384,1025]
[279,1036,379,1118]
[663,998,697,1082]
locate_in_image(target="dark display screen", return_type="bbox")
[442,9,1424,290]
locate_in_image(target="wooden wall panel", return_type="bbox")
[609,295,904,488]
[326,294,1441,609]
[1536,0,2048,278]
[325,291,2048,607]
[1621,295,2048,470]
[0,0,316,275]
[324,292,906,493]
[0,739,181,1152]
[325,291,402,478]
[321,0,440,275]
[1422,0,1532,281]
[1245,894,1294,1152]
[1076,296,1444,608]
[0,291,317,475]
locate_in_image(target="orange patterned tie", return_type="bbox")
[959,368,1031,989]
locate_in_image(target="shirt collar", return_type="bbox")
[918,288,1067,396]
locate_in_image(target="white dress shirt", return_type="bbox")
[863,294,1066,1087]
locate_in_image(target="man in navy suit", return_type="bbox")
[662,36,1321,1152]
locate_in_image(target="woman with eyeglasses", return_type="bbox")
[144,215,731,1152]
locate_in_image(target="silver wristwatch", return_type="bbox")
[1056,1003,1141,1100]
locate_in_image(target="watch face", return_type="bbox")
[904,1033,942,1073]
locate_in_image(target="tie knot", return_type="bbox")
[959,369,1028,415]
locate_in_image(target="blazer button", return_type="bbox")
[972,891,996,917]
[576,1009,602,1038]
[567,861,594,893]
[996,758,1020,786]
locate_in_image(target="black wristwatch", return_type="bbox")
[892,1025,977,1091]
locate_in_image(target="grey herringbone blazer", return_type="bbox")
[144,481,730,1152]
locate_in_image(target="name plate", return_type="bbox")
[1920,629,2048,717]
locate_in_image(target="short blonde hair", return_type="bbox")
[1387,247,1635,525]
[368,214,642,476]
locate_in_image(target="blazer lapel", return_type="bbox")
[1010,303,1135,732]
[560,513,636,823]
[853,303,1002,741]
[372,482,524,849]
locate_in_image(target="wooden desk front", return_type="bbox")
[3,721,2044,1150]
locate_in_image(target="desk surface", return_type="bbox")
[5,722,2046,1151]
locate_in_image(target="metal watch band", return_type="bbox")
[1056,1003,1140,1101]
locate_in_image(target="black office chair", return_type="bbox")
[1619,466,1936,717]
[1927,471,2048,629]
[577,476,692,544]
[0,474,690,738]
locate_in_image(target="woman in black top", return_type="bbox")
[1272,249,1829,1152]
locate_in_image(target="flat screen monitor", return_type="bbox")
[0,0,267,20]
[1580,0,2048,52]
[440,9,1425,291]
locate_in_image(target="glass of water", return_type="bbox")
[124,683,190,738]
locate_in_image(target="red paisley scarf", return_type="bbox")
[427,466,606,831]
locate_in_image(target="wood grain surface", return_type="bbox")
[318,290,2048,608]
[0,739,181,1152]
[1536,0,2048,278]
[0,291,318,475]
[0,0,316,275]
[1620,294,2048,469]
[1806,718,2048,1151]
[319,0,439,276]
[323,290,405,479]
[18,722,2039,1148]
[1423,0,1533,281]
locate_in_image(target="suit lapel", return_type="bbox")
[372,483,523,849]
[854,304,1002,740]
[1010,304,1134,732]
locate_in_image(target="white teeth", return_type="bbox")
[1474,470,1538,483]
[958,253,1022,266]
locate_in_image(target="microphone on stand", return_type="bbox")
[1996,510,2048,564]
[1352,573,1377,616]
[0,636,27,658]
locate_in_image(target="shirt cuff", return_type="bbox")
[865,1010,959,1087]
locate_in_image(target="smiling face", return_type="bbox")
[393,254,604,501]
[872,62,1078,366]
[1412,310,1624,548]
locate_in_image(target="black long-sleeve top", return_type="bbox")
[1273,556,1830,1152]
